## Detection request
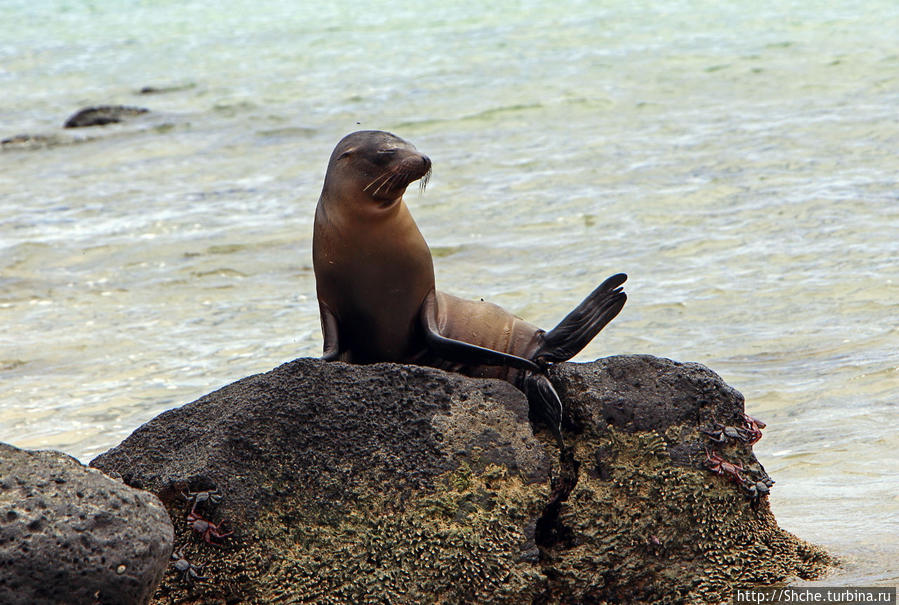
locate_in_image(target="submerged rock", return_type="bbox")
[90,356,832,604]
[0,442,173,605]
[63,105,149,128]
[0,133,65,150]
[138,83,196,95]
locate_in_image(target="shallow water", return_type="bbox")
[2,0,897,588]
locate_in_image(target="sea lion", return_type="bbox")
[312,130,626,439]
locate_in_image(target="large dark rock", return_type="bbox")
[553,355,754,465]
[93,359,552,603]
[91,356,832,604]
[0,443,173,605]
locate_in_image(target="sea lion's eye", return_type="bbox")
[337,150,353,160]
[372,148,398,165]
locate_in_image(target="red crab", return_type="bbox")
[740,413,766,445]
[704,448,745,484]
[187,511,233,545]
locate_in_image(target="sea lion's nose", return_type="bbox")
[421,155,431,171]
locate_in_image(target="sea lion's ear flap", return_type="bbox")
[420,290,541,373]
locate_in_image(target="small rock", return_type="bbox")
[137,83,196,95]
[0,443,173,605]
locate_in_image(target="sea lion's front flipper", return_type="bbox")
[534,273,628,364]
[523,373,565,447]
[421,290,541,373]
[319,302,341,361]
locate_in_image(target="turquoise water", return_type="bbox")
[2,0,897,588]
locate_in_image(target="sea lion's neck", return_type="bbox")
[319,192,408,228]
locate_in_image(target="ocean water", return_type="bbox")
[2,0,897,589]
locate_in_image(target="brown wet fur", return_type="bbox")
[428,291,544,384]
[313,131,548,370]
[313,131,435,363]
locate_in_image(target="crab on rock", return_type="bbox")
[187,510,233,545]
[171,551,208,583]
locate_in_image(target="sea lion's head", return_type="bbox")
[321,130,432,206]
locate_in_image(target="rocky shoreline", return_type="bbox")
[1,355,834,604]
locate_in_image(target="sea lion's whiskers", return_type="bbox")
[363,169,396,193]
[362,171,391,193]
[372,173,391,196]
[419,168,432,194]
[373,170,405,196]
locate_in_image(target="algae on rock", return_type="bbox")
[542,428,831,603]
[252,462,549,604]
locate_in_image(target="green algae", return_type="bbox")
[150,427,832,605]
[152,462,549,604]
[544,428,833,604]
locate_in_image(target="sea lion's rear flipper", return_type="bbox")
[524,373,564,447]
[319,302,341,361]
[421,291,541,373]
[534,273,627,364]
